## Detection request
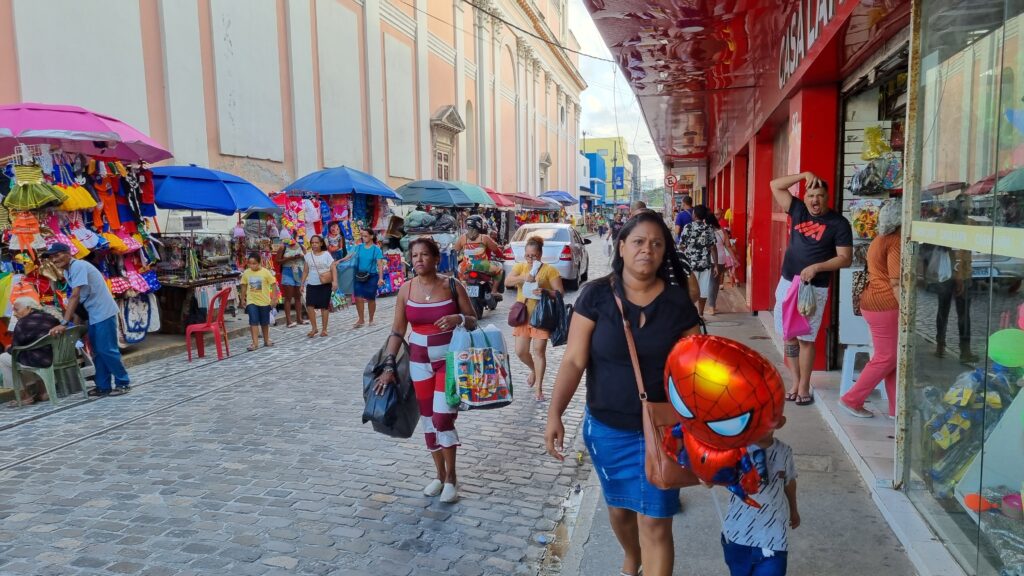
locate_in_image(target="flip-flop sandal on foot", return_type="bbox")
[796,394,815,406]
[247,345,258,352]
[785,392,798,402]
[264,342,275,347]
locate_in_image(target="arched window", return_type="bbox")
[466,101,476,170]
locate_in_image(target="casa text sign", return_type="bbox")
[778,0,841,89]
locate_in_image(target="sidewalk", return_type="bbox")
[553,287,918,576]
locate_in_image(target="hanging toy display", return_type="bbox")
[663,335,786,507]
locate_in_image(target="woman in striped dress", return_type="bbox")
[375,237,477,503]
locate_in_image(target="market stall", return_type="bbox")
[152,165,279,334]
[483,188,517,244]
[283,166,403,296]
[0,102,173,349]
[511,193,564,228]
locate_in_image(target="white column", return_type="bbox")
[416,0,431,178]
[474,3,491,186]
[365,0,386,178]
[454,1,466,180]
[516,39,531,193]
[492,14,503,192]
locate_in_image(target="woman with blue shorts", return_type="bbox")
[277,240,306,327]
[545,211,701,576]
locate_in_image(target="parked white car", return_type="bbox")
[501,223,591,290]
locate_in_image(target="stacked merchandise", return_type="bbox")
[0,146,163,346]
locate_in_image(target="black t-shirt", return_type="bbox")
[573,279,701,431]
[609,220,624,241]
[781,201,852,287]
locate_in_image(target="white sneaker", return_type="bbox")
[423,479,443,497]
[440,483,459,503]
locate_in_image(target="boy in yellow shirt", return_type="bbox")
[239,253,278,351]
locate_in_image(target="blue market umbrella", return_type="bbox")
[283,165,400,199]
[152,165,280,216]
[395,180,475,207]
[541,190,577,205]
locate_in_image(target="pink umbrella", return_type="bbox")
[0,102,172,162]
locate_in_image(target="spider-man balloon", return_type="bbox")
[662,335,785,507]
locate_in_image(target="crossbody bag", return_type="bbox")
[611,280,700,490]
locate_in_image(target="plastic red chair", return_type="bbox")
[186,287,233,361]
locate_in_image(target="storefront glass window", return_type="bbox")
[906,2,1024,574]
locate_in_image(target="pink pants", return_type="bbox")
[842,308,898,416]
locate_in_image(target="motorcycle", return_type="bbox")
[462,269,498,319]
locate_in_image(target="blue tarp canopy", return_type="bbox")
[283,165,400,199]
[153,165,280,216]
[541,190,577,205]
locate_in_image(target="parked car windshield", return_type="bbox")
[512,226,571,243]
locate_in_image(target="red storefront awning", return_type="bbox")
[585,0,910,173]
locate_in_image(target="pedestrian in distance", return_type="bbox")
[44,243,131,397]
[374,237,478,504]
[339,228,386,328]
[704,208,737,315]
[239,253,277,351]
[505,235,565,401]
[679,205,719,317]
[545,211,702,576]
[672,195,694,242]
[720,421,800,576]
[769,172,853,406]
[300,235,337,338]
[277,235,307,327]
[840,199,902,418]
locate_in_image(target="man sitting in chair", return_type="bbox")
[2,297,60,407]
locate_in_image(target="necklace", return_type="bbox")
[419,277,439,301]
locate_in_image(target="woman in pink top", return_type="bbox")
[374,237,477,503]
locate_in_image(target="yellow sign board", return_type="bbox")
[910,221,1024,258]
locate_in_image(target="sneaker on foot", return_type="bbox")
[839,399,873,418]
[423,479,443,497]
[440,483,459,503]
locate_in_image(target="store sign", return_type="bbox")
[778,0,840,89]
[182,215,203,231]
[612,167,624,190]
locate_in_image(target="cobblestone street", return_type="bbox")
[0,250,612,576]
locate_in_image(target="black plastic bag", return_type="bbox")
[529,291,559,332]
[362,340,418,438]
[550,295,573,347]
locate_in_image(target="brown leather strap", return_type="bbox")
[611,280,648,402]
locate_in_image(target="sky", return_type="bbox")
[568,0,664,188]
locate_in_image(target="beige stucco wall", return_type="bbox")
[0,0,585,199]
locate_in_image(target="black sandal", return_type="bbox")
[795,394,814,406]
[108,387,130,397]
[87,388,110,397]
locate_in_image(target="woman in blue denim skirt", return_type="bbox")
[545,211,701,576]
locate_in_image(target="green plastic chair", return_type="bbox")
[10,325,89,407]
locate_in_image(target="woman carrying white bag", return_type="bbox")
[374,238,478,504]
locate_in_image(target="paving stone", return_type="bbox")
[106,561,145,574]
[261,555,299,569]
[0,263,604,576]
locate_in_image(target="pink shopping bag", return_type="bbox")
[781,279,811,340]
